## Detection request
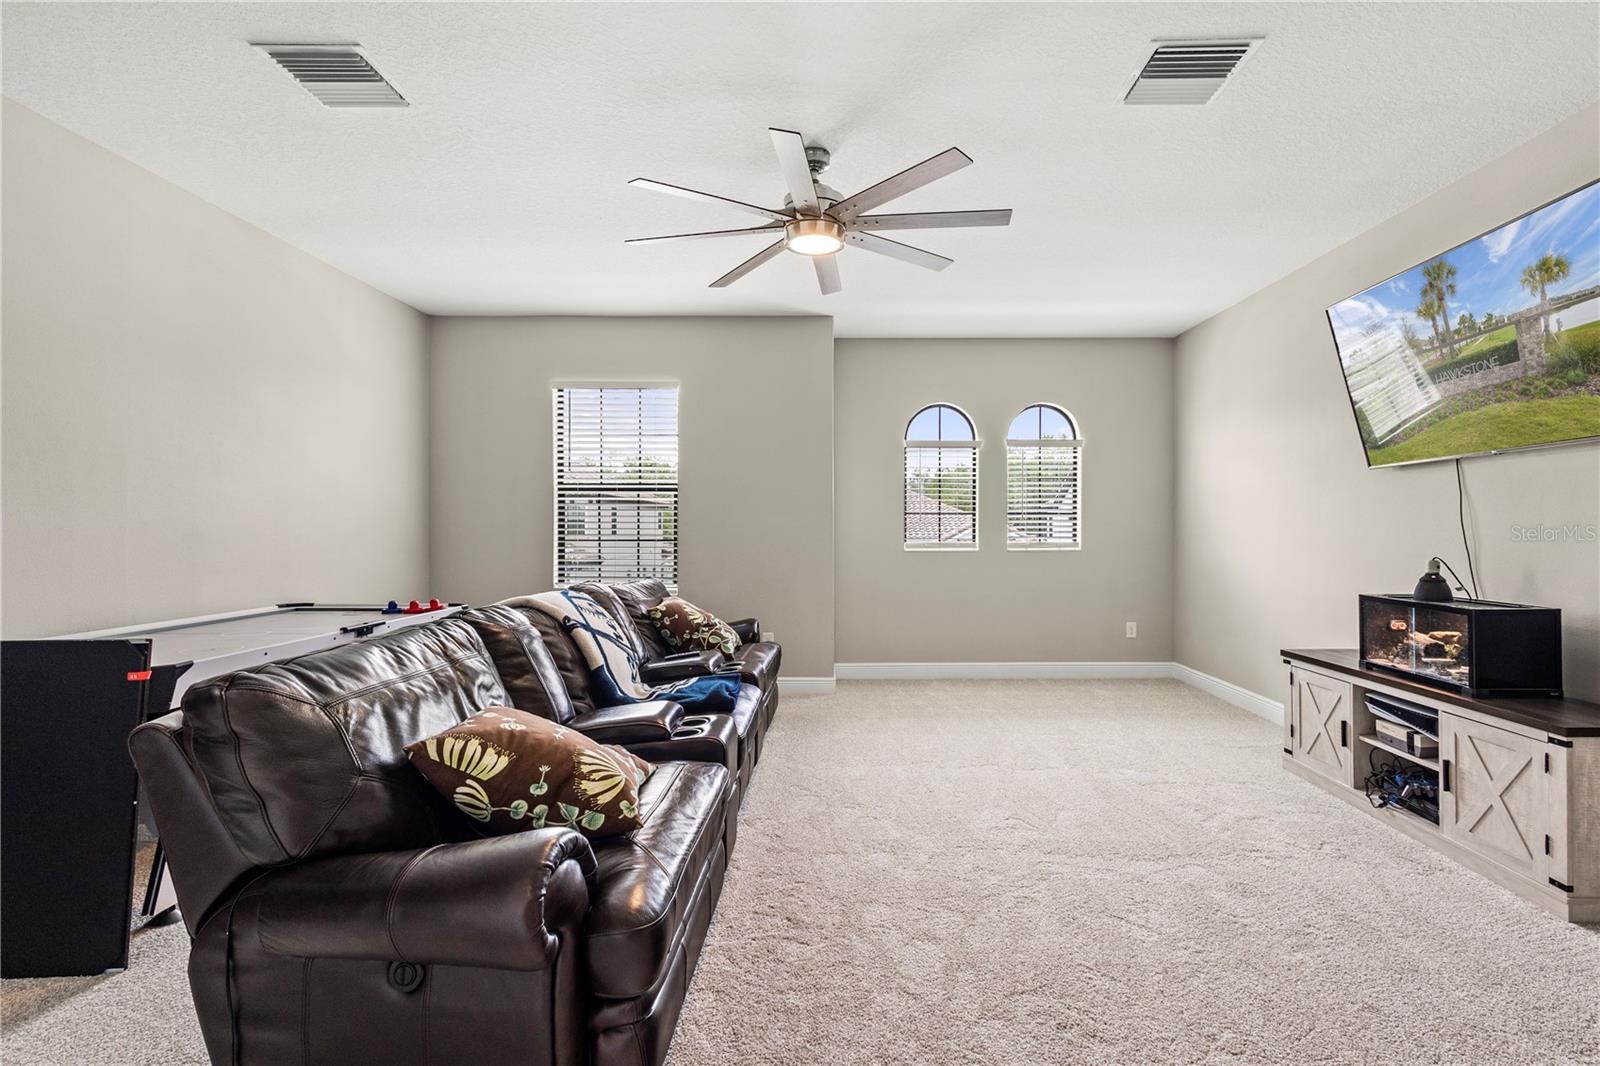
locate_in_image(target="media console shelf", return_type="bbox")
[1282,648,1600,924]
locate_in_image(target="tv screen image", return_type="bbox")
[1326,179,1600,467]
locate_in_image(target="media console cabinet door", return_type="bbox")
[1290,666,1354,786]
[1440,714,1548,883]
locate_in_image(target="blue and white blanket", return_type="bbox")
[506,589,741,713]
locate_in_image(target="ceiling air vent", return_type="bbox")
[1122,38,1261,105]
[255,44,408,108]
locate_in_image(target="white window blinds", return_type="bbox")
[554,386,679,587]
[903,404,979,550]
[1006,404,1082,549]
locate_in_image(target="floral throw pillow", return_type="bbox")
[405,707,652,839]
[647,597,741,656]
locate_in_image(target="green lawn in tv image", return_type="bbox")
[1329,181,1600,467]
[1365,395,1600,465]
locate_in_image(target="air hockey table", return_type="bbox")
[0,601,463,977]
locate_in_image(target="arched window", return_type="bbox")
[904,403,979,550]
[1006,404,1081,549]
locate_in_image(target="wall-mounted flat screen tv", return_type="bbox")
[1326,179,1600,468]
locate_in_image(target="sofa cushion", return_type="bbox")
[406,708,651,840]
[731,641,782,694]
[499,604,597,714]
[585,759,728,999]
[459,605,576,724]
[574,582,651,662]
[182,619,505,868]
[647,597,741,657]
[608,579,673,659]
[608,578,670,607]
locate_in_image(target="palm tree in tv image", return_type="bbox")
[1415,292,1444,360]
[1521,253,1571,335]
[1421,258,1459,356]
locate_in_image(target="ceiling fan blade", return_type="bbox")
[710,239,788,288]
[813,254,842,295]
[846,232,952,272]
[769,127,819,216]
[628,178,791,222]
[830,147,973,219]
[849,209,1012,231]
[626,224,783,244]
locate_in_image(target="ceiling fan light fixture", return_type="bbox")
[628,128,1011,293]
[785,217,844,256]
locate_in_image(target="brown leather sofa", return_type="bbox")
[128,614,745,1066]
[580,580,781,756]
[492,584,778,800]
[461,604,744,853]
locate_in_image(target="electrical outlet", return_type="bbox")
[1126,622,1137,639]
[762,631,775,644]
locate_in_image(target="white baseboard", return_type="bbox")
[777,676,836,695]
[780,661,1281,723]
[834,661,1174,681]
[1169,663,1284,724]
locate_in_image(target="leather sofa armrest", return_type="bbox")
[253,830,594,971]
[626,713,740,784]
[568,700,685,743]
[639,650,727,684]
[728,618,760,644]
[129,711,258,936]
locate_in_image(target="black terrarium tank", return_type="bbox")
[1358,594,1563,698]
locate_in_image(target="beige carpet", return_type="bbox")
[5,680,1598,1065]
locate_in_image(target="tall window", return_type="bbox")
[904,403,978,550]
[1006,404,1081,549]
[554,386,679,587]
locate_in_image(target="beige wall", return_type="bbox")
[429,316,836,677]
[1174,103,1600,704]
[1,100,430,637]
[834,339,1175,663]
[10,89,1592,697]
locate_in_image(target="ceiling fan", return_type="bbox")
[626,128,1012,295]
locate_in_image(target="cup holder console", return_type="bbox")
[672,715,712,739]
[641,713,738,782]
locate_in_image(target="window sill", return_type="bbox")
[903,543,979,552]
[1006,543,1082,551]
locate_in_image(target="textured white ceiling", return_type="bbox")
[3,2,1596,336]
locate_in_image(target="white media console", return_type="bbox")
[1281,648,1600,924]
